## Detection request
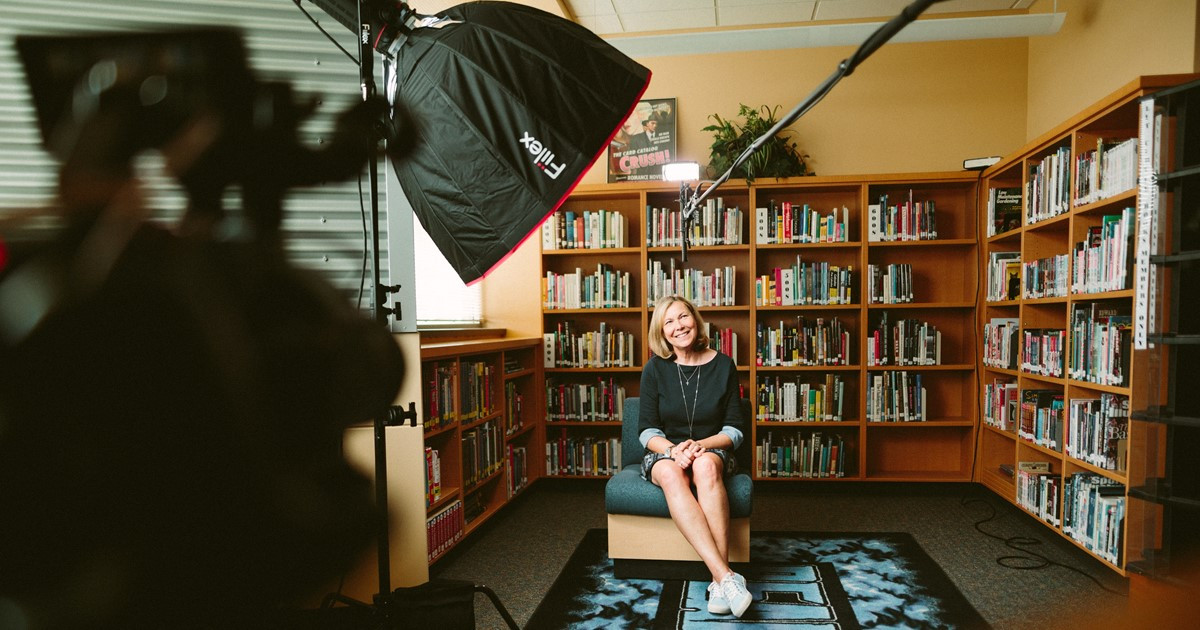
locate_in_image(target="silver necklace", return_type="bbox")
[676,361,701,438]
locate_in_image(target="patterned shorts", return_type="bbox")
[640,447,737,481]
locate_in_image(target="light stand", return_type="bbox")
[678,0,945,259]
[316,4,518,628]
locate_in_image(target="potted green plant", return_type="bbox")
[703,104,810,183]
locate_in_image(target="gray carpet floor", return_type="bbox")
[430,480,1130,629]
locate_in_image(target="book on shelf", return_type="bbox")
[866,263,913,304]
[756,430,846,478]
[754,316,851,367]
[755,201,849,244]
[756,373,846,422]
[1016,463,1061,526]
[1068,303,1132,387]
[1073,137,1138,207]
[866,311,942,366]
[985,251,1021,301]
[648,197,743,247]
[544,377,626,422]
[1063,472,1125,565]
[647,258,736,306]
[1071,207,1134,295]
[1066,394,1128,471]
[425,446,442,505]
[544,263,632,310]
[1022,253,1069,299]
[756,256,853,306]
[542,208,628,250]
[983,377,1018,431]
[506,444,529,498]
[1020,328,1065,377]
[1018,388,1064,452]
[982,317,1020,370]
[426,499,463,563]
[987,187,1022,236]
[545,429,621,476]
[545,320,636,368]
[866,370,927,422]
[1026,145,1072,224]
[867,190,937,242]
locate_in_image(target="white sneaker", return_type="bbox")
[720,572,752,618]
[706,580,731,614]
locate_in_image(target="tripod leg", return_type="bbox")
[473,585,519,630]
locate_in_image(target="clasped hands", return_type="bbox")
[671,439,706,469]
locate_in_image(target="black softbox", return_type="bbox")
[356,1,650,283]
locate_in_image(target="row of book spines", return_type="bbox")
[865,371,926,422]
[982,319,1020,370]
[1021,329,1065,378]
[1067,315,1131,387]
[506,445,529,498]
[867,200,937,242]
[425,365,457,429]
[1073,137,1137,207]
[426,499,463,563]
[1016,467,1062,526]
[1065,395,1129,471]
[503,384,524,434]
[1062,473,1125,564]
[543,268,632,309]
[425,447,442,506]
[756,379,846,422]
[1027,145,1073,223]
[983,379,1017,430]
[865,263,915,304]
[1022,254,1069,299]
[754,265,853,306]
[646,204,745,247]
[865,321,942,366]
[461,420,504,488]
[755,203,850,244]
[545,436,621,477]
[542,209,629,250]
[648,264,736,307]
[542,326,636,368]
[459,361,496,420]
[755,433,847,478]
[544,381,626,422]
[754,325,851,367]
[984,253,1019,301]
[1018,397,1064,452]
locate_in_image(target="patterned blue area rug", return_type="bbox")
[526,529,990,629]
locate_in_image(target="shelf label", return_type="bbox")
[1135,98,1158,350]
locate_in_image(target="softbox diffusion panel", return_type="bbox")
[388,2,650,284]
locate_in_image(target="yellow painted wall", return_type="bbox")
[1026,0,1199,141]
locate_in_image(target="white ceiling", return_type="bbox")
[563,0,1041,35]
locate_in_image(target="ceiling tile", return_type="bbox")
[612,0,713,12]
[618,8,718,32]
[566,0,616,18]
[719,2,817,26]
[813,0,911,21]
[576,13,626,33]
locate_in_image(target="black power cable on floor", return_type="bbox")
[959,493,1128,597]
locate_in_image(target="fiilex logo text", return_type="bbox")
[519,132,565,180]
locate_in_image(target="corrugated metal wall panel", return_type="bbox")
[0,0,389,297]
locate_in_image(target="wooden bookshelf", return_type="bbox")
[542,172,980,482]
[418,337,542,564]
[975,75,1200,576]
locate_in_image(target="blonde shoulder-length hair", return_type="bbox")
[647,295,710,359]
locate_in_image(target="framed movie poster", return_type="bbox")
[608,97,676,183]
